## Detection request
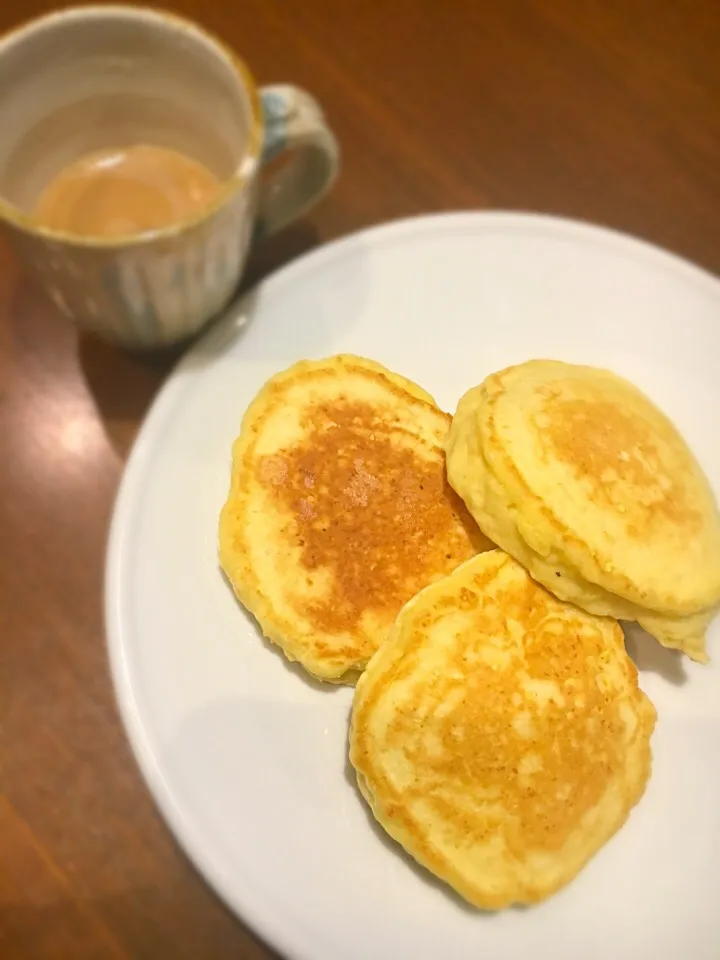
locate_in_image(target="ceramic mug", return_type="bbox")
[0,5,339,348]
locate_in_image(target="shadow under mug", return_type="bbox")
[0,5,339,348]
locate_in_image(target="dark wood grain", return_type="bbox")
[1,1,719,956]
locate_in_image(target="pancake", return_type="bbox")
[219,355,490,682]
[446,360,720,662]
[350,550,656,909]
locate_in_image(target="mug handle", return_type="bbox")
[256,84,339,238]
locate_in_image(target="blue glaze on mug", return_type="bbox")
[101,262,161,345]
[261,89,289,165]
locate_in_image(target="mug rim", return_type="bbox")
[0,4,263,249]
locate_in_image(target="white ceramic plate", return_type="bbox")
[106,213,720,960]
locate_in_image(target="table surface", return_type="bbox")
[2,1,720,956]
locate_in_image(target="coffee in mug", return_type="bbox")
[34,144,223,238]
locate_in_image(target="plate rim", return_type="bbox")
[104,209,720,960]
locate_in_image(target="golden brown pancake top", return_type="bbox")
[539,390,701,532]
[377,557,633,855]
[257,399,485,635]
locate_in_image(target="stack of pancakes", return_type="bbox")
[219,354,720,909]
[446,360,720,663]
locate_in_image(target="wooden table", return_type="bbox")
[2,1,719,956]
